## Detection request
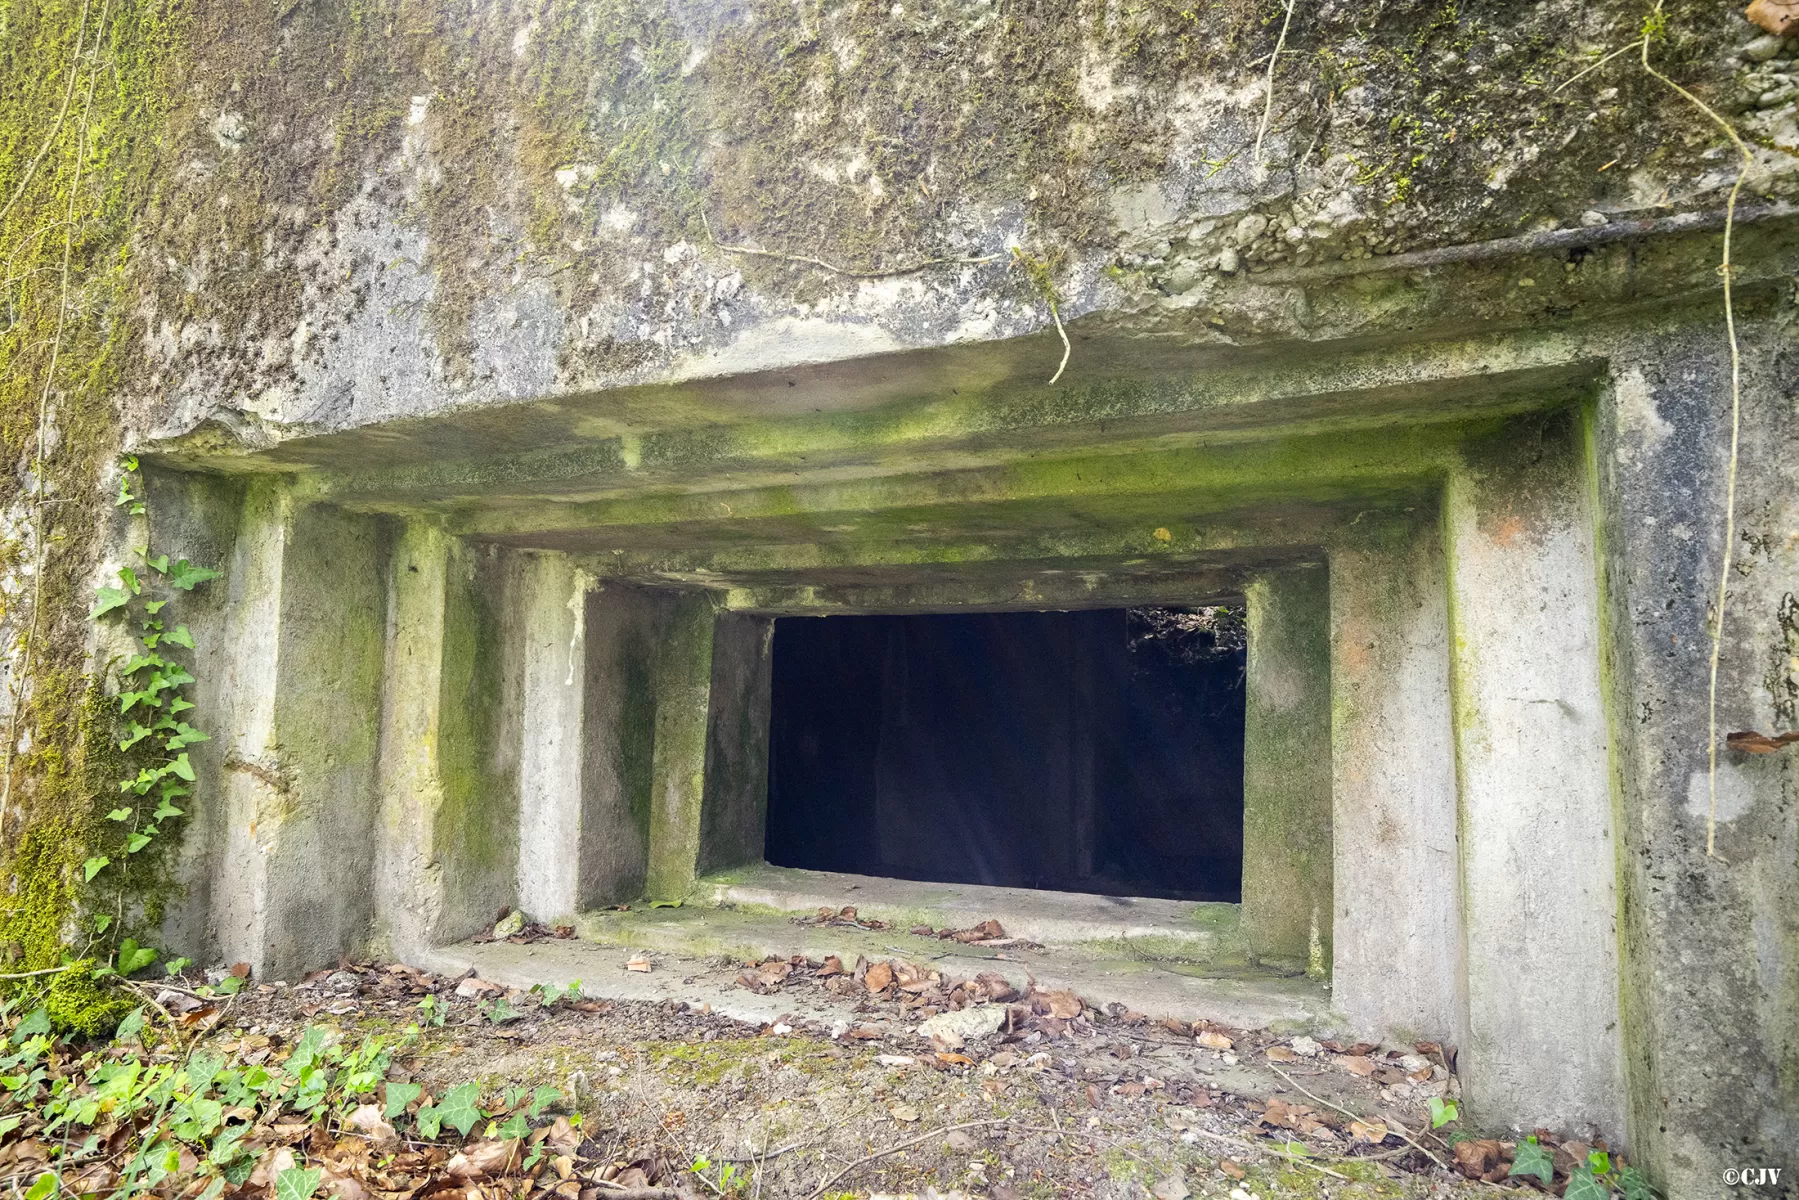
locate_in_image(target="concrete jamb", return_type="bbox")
[515,553,592,921]
[696,612,775,876]
[646,591,719,899]
[1328,518,1465,1046]
[1443,425,1625,1139]
[1242,565,1333,973]
[207,489,386,981]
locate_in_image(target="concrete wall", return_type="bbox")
[1444,416,1624,1138]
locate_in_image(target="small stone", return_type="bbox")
[1580,210,1608,227]
[1289,1035,1323,1057]
[492,909,526,939]
[943,1130,976,1152]
[1217,246,1241,274]
[889,1104,920,1122]
[1747,32,1788,61]
[1152,1176,1192,1200]
[1233,213,1269,244]
[1761,84,1799,107]
[917,1004,1005,1042]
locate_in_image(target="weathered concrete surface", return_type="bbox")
[202,489,386,981]
[703,862,1245,965]
[1328,517,1465,1052]
[1444,417,1624,1140]
[1241,566,1332,974]
[645,592,718,900]
[1588,323,1799,1193]
[515,552,591,921]
[696,612,774,877]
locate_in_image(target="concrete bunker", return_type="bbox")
[147,338,1628,1141]
[763,607,1247,902]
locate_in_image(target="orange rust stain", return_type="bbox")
[1490,514,1527,546]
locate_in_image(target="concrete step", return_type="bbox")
[694,863,1245,965]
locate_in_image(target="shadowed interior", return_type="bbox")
[763,608,1246,902]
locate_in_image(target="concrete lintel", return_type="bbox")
[1444,423,1625,1140]
[1328,517,1465,1048]
[1242,565,1333,973]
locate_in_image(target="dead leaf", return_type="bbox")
[347,1104,398,1149]
[543,1116,581,1157]
[935,1052,974,1066]
[889,1104,919,1123]
[1266,1046,1298,1063]
[1039,989,1082,1019]
[1727,729,1799,753]
[624,954,652,973]
[453,977,500,998]
[230,961,252,979]
[1453,1139,1504,1179]
[818,956,844,976]
[1338,1055,1376,1076]
[248,1147,297,1188]
[1196,1030,1234,1051]
[1348,1120,1388,1143]
[446,1140,520,1180]
[864,962,894,992]
[1220,1160,1246,1180]
[1747,0,1799,36]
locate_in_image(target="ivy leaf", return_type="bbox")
[1426,1096,1459,1128]
[126,832,154,854]
[143,599,167,614]
[118,724,152,751]
[166,560,220,591]
[163,625,195,649]
[1614,1165,1657,1200]
[169,753,196,782]
[527,1085,561,1118]
[142,554,170,575]
[415,1105,443,1140]
[383,1082,421,1120]
[12,1009,50,1044]
[165,723,209,751]
[89,588,132,619]
[106,807,133,822]
[1509,1137,1555,1184]
[273,1166,321,1200]
[82,857,110,882]
[161,664,195,689]
[23,1171,56,1200]
[1564,1168,1609,1200]
[92,914,112,935]
[494,1111,530,1140]
[152,798,184,821]
[119,567,141,594]
[120,654,164,676]
[116,939,158,975]
[435,1082,483,1137]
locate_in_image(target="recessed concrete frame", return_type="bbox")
[148,321,1647,1149]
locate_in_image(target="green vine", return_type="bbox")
[79,456,216,942]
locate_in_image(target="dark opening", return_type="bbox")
[764,607,1246,902]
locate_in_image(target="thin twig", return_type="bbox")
[1552,38,1647,94]
[1252,0,1299,174]
[1637,6,1753,861]
[699,210,998,280]
[1267,1064,1448,1170]
[804,1118,1009,1200]
[0,965,76,981]
[1046,298,1071,386]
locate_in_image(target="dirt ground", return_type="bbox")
[185,943,1548,1200]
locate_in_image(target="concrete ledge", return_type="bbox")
[695,863,1245,963]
